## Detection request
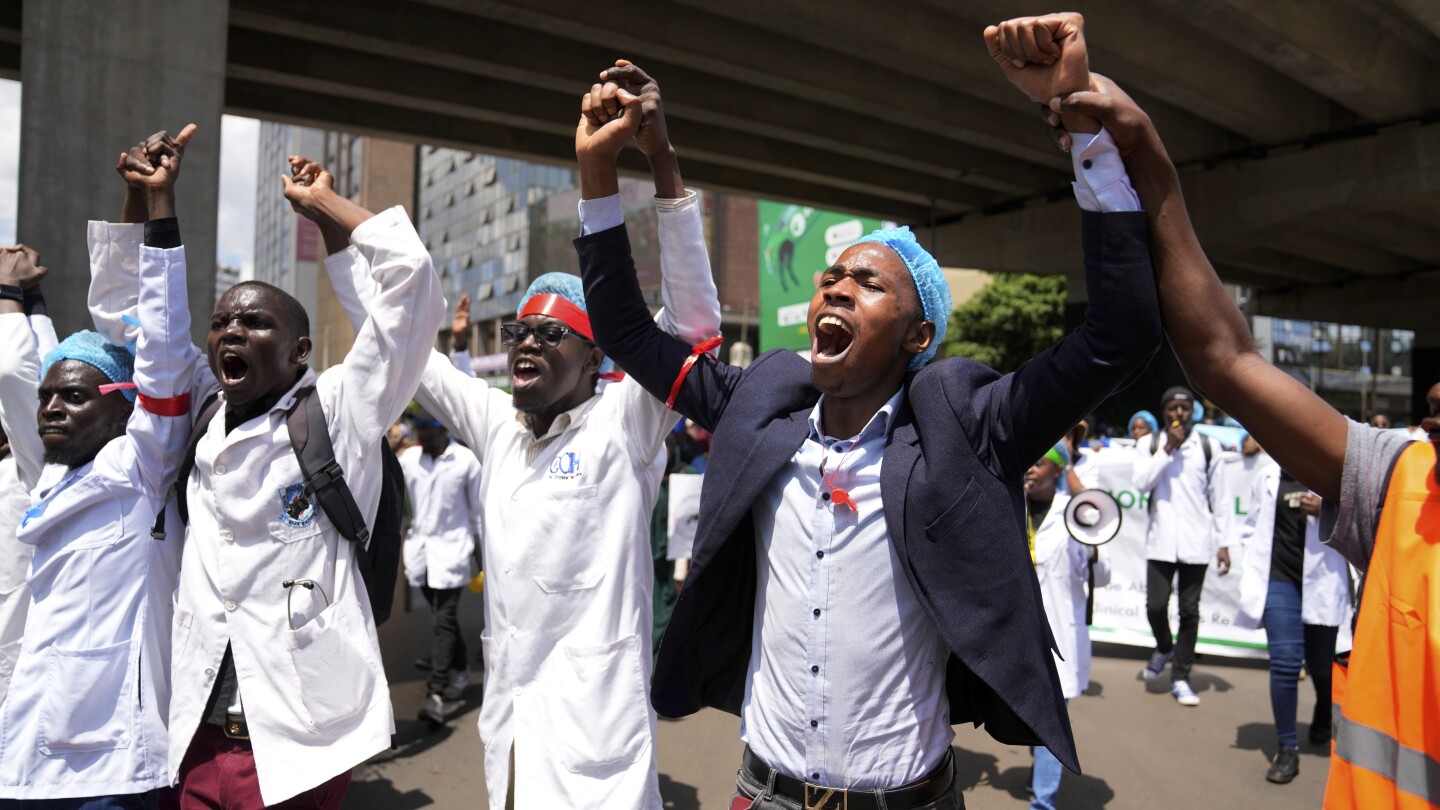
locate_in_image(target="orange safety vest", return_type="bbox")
[1325,440,1440,809]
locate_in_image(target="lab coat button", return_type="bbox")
[504,565,512,574]
[513,687,523,697]
[224,600,237,611]
[219,530,233,543]
[509,626,518,637]
[204,668,215,677]
[214,464,226,475]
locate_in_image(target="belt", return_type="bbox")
[206,713,250,741]
[741,747,954,810]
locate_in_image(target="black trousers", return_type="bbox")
[1145,560,1208,682]
[422,585,467,696]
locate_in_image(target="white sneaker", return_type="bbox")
[443,668,472,701]
[422,692,446,724]
[1172,680,1201,706]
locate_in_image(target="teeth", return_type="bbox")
[818,315,851,333]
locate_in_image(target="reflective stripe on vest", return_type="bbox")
[1325,439,1440,810]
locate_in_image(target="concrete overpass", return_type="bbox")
[4,0,1439,393]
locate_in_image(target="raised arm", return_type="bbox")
[448,294,478,378]
[979,15,1160,480]
[0,248,50,488]
[108,124,203,498]
[1049,78,1348,501]
[283,162,445,450]
[575,62,740,433]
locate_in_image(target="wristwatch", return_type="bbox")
[0,285,23,304]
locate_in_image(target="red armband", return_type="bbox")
[665,336,723,411]
[138,391,191,417]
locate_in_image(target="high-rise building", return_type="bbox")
[416,148,574,375]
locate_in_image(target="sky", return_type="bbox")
[0,78,259,275]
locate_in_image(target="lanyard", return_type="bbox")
[818,435,862,514]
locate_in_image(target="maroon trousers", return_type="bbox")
[175,726,350,810]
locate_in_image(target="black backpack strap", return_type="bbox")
[286,386,371,547]
[151,392,223,540]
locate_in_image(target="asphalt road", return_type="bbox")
[351,597,1331,809]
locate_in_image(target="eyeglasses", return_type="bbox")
[500,322,590,349]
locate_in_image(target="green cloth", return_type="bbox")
[650,480,677,659]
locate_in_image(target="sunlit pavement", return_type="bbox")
[352,600,1329,809]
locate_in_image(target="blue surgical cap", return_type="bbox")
[42,330,137,402]
[1129,410,1159,434]
[850,226,952,371]
[517,272,615,376]
[519,272,586,315]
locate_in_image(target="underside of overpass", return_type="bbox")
[2,0,1438,334]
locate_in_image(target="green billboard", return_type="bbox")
[757,201,887,352]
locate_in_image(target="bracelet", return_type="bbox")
[0,284,22,304]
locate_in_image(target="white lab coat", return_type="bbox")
[0,314,51,707]
[1033,493,1113,698]
[328,193,718,809]
[399,442,482,589]
[0,242,191,798]
[1134,429,1227,564]
[154,207,444,804]
[1233,463,1352,629]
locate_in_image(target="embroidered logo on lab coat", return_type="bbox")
[547,450,582,480]
[278,482,317,527]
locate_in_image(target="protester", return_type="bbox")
[399,411,483,724]
[1129,409,1158,441]
[1225,448,1351,784]
[0,127,196,806]
[1037,64,1439,808]
[1133,385,1226,705]
[579,15,1160,802]
[98,144,444,807]
[329,61,719,809]
[1026,442,1111,810]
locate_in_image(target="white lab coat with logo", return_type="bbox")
[0,243,191,799]
[159,207,445,805]
[399,442,482,589]
[0,314,52,707]
[328,194,718,809]
[1033,493,1113,698]
[1233,462,1352,630]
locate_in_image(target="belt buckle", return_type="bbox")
[803,782,847,810]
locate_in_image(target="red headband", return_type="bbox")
[518,294,593,342]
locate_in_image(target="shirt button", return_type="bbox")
[205,667,215,676]
[810,720,818,728]
[812,772,820,780]
[821,492,830,502]
[816,551,824,559]
[1082,159,1093,170]
[214,464,226,475]
[813,609,821,618]
[810,665,819,674]
[224,600,237,611]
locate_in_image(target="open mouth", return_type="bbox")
[511,356,543,389]
[813,314,854,361]
[219,351,250,387]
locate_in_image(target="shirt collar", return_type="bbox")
[515,393,601,443]
[807,388,904,444]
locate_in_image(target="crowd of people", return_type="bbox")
[0,12,1432,810]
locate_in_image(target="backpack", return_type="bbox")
[152,386,405,625]
[1148,430,1213,514]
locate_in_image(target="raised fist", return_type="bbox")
[0,245,48,291]
[985,14,1092,105]
[598,60,671,160]
[576,66,644,163]
[116,125,198,191]
[280,155,336,221]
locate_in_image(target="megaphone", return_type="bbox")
[1064,489,1122,546]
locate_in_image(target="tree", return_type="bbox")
[942,272,1066,373]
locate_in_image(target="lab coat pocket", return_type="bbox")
[38,639,136,755]
[554,634,649,773]
[286,599,377,731]
[268,518,325,545]
[527,484,603,590]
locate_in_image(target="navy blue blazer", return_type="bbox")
[577,211,1159,773]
